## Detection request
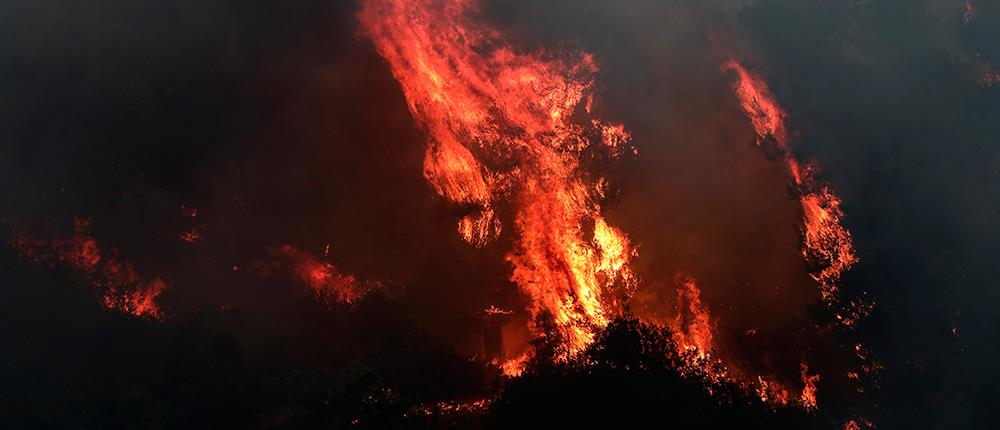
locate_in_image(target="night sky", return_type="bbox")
[2,0,999,428]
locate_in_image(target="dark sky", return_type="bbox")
[1,0,998,428]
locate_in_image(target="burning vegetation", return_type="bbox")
[352,0,872,413]
[358,0,639,360]
[8,218,167,320]
[3,0,932,427]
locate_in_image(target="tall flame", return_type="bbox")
[669,276,714,358]
[723,60,857,303]
[358,0,636,357]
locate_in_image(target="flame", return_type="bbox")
[964,1,977,24]
[8,218,167,319]
[714,59,873,406]
[799,363,820,409]
[359,0,636,358]
[359,0,860,410]
[843,418,874,430]
[723,60,857,303]
[268,245,373,305]
[981,70,1000,87]
[178,229,201,243]
[669,276,714,358]
[497,352,531,378]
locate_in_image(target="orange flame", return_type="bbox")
[359,0,636,357]
[799,363,820,409]
[723,60,857,303]
[669,276,714,358]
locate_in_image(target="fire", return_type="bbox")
[358,0,864,411]
[358,0,636,357]
[669,276,714,358]
[723,60,858,303]
[267,245,373,305]
[982,70,1000,87]
[799,363,820,409]
[843,418,875,430]
[8,218,167,319]
[964,0,976,24]
[497,352,531,378]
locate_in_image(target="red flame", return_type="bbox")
[266,245,374,305]
[9,218,167,319]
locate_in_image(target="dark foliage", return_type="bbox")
[492,318,829,429]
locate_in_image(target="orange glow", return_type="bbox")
[359,0,636,358]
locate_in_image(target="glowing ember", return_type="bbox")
[8,218,167,319]
[358,0,636,358]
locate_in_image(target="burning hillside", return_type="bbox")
[4,0,998,428]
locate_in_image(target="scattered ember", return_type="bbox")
[406,397,493,419]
